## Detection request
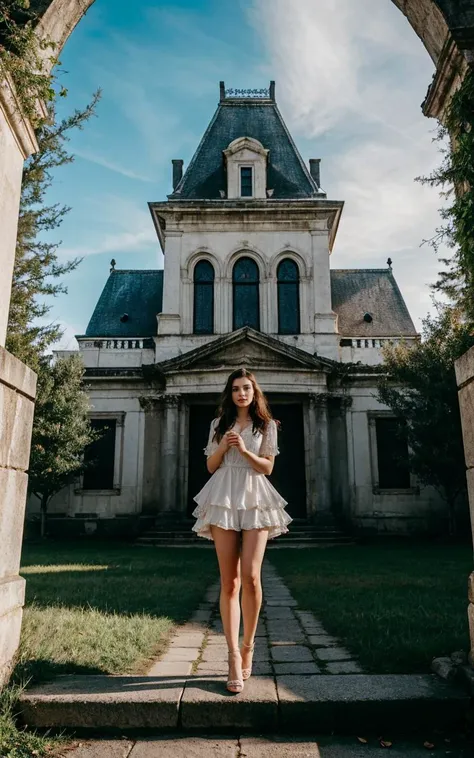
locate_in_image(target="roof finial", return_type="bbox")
[110,258,116,273]
[387,257,392,269]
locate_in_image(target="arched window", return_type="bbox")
[233,257,260,330]
[277,258,300,334]
[193,260,215,334]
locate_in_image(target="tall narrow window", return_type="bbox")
[375,417,410,489]
[83,419,116,490]
[233,257,260,330]
[240,167,253,197]
[193,260,215,334]
[277,258,300,334]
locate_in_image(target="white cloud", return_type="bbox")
[250,0,446,329]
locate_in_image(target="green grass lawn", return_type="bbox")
[17,542,218,684]
[269,543,473,674]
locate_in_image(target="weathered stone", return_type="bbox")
[431,657,457,680]
[160,648,200,662]
[264,607,297,620]
[180,676,278,730]
[170,635,204,648]
[201,646,228,662]
[468,572,474,604]
[265,599,298,607]
[308,635,338,647]
[273,661,321,675]
[206,635,227,645]
[268,631,306,645]
[147,661,192,677]
[276,674,469,733]
[450,650,467,666]
[314,647,352,662]
[129,737,239,757]
[19,675,187,728]
[239,736,323,757]
[326,661,364,674]
[60,740,134,758]
[271,646,313,663]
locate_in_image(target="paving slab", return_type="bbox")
[180,676,278,730]
[170,635,205,648]
[147,661,192,677]
[326,661,364,674]
[238,736,471,758]
[239,736,322,757]
[273,662,321,675]
[315,647,352,662]
[206,635,227,645]
[129,736,238,757]
[308,635,339,647]
[265,599,298,607]
[191,610,213,623]
[269,632,306,645]
[271,646,314,663]
[276,674,469,734]
[160,648,200,662]
[19,675,187,729]
[201,646,228,662]
[264,607,297,620]
[57,740,133,758]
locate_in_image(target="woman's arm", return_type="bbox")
[206,436,229,474]
[226,430,275,475]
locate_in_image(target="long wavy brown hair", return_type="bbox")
[213,368,274,442]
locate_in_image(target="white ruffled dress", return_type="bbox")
[192,418,292,541]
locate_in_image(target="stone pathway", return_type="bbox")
[147,561,363,678]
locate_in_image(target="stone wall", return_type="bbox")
[0,347,36,686]
[454,347,474,665]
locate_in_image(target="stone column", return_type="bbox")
[157,231,182,335]
[455,348,474,665]
[0,348,36,686]
[0,73,38,687]
[159,394,182,515]
[328,397,351,528]
[306,394,332,524]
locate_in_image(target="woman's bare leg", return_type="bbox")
[211,525,242,682]
[240,528,269,670]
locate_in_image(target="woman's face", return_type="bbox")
[231,376,254,410]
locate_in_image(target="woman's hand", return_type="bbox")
[226,430,247,454]
[218,434,230,453]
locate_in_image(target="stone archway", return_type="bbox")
[1,0,474,686]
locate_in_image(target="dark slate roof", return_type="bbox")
[172,100,319,200]
[84,270,163,338]
[330,269,417,337]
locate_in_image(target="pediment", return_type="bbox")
[156,328,334,374]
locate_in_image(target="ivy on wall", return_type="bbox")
[0,0,66,125]
[419,67,474,320]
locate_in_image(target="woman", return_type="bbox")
[192,368,292,693]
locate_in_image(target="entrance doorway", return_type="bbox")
[187,403,306,519]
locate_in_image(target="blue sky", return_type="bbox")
[44,0,442,348]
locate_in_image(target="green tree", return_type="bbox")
[29,354,99,537]
[377,306,473,535]
[6,91,100,372]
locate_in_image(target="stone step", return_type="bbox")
[19,674,469,734]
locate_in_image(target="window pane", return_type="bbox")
[278,283,300,334]
[233,284,260,329]
[233,257,259,283]
[194,261,214,334]
[375,418,410,489]
[194,283,214,333]
[240,167,253,197]
[194,260,215,283]
[83,419,116,490]
[277,259,299,282]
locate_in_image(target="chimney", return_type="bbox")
[309,159,321,188]
[269,81,276,101]
[220,81,226,101]
[172,159,183,190]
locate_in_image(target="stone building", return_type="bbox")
[29,82,450,537]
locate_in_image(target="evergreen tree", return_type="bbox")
[377,306,473,535]
[6,91,100,371]
[29,353,99,537]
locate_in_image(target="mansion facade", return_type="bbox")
[28,82,452,537]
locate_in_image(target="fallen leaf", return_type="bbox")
[357,737,368,744]
[424,742,435,749]
[380,740,393,748]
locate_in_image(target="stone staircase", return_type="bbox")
[135,517,355,547]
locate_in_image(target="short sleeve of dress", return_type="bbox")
[204,418,219,457]
[260,419,279,457]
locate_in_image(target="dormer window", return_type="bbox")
[224,137,268,199]
[240,167,253,197]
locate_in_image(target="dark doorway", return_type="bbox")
[187,402,306,519]
[187,405,216,517]
[268,403,306,518]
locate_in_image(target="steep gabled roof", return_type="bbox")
[330,269,418,337]
[171,96,320,201]
[84,270,163,338]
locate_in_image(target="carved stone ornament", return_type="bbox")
[139,394,182,411]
